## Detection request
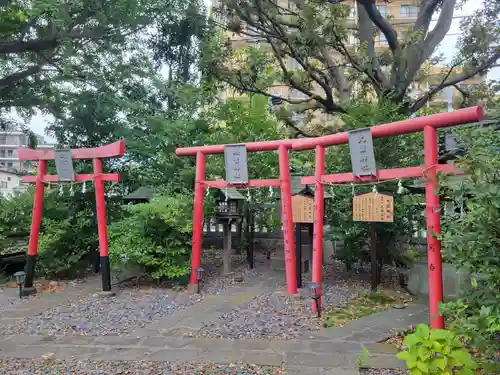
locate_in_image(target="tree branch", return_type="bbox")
[411,51,500,113]
[452,83,470,108]
[413,0,441,34]
[420,0,457,62]
[0,38,58,54]
[357,0,399,52]
[0,65,43,89]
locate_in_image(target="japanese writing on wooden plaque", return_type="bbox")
[353,192,394,222]
[292,195,314,223]
[224,144,249,184]
[348,128,377,176]
[54,149,75,182]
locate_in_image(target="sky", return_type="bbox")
[26,0,499,139]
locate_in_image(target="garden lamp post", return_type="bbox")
[308,282,321,317]
[195,267,204,294]
[14,271,26,299]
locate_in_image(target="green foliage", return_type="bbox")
[35,188,123,278]
[108,195,193,281]
[357,347,371,368]
[396,324,478,375]
[203,95,286,229]
[439,125,500,359]
[325,101,425,272]
[0,183,124,278]
[37,208,97,278]
[0,189,34,241]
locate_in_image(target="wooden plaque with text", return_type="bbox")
[352,192,394,223]
[292,195,314,223]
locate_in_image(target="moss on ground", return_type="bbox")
[323,290,401,328]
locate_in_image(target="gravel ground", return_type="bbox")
[1,252,263,337]
[195,263,371,340]
[0,359,286,375]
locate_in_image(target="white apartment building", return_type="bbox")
[0,129,55,171]
[0,169,27,198]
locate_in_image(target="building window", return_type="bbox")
[7,162,13,168]
[0,162,4,167]
[377,5,387,17]
[7,150,13,157]
[400,5,419,17]
[349,4,356,18]
[378,33,388,45]
[0,150,4,157]
[0,135,5,144]
[1,181,7,188]
[347,31,358,45]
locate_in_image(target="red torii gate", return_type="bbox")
[175,106,483,329]
[17,141,125,296]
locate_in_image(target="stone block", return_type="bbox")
[408,261,471,299]
[323,368,359,375]
[94,347,154,360]
[270,340,310,353]
[343,329,390,343]
[93,336,142,346]
[189,338,234,350]
[308,341,362,354]
[198,348,243,363]
[362,343,399,355]
[150,349,201,361]
[140,337,171,348]
[283,366,324,375]
[1,334,48,346]
[232,339,271,351]
[53,336,96,345]
[364,354,405,369]
[241,351,284,366]
[164,338,195,349]
[285,352,351,367]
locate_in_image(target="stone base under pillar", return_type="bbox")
[187,283,200,294]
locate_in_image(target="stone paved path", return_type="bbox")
[0,271,428,374]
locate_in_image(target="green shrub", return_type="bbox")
[0,185,123,278]
[439,126,500,359]
[396,324,478,375]
[37,208,97,278]
[0,189,34,241]
[108,194,192,281]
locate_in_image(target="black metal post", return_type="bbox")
[100,256,112,292]
[24,254,37,290]
[295,223,303,288]
[246,207,254,269]
[369,223,378,291]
